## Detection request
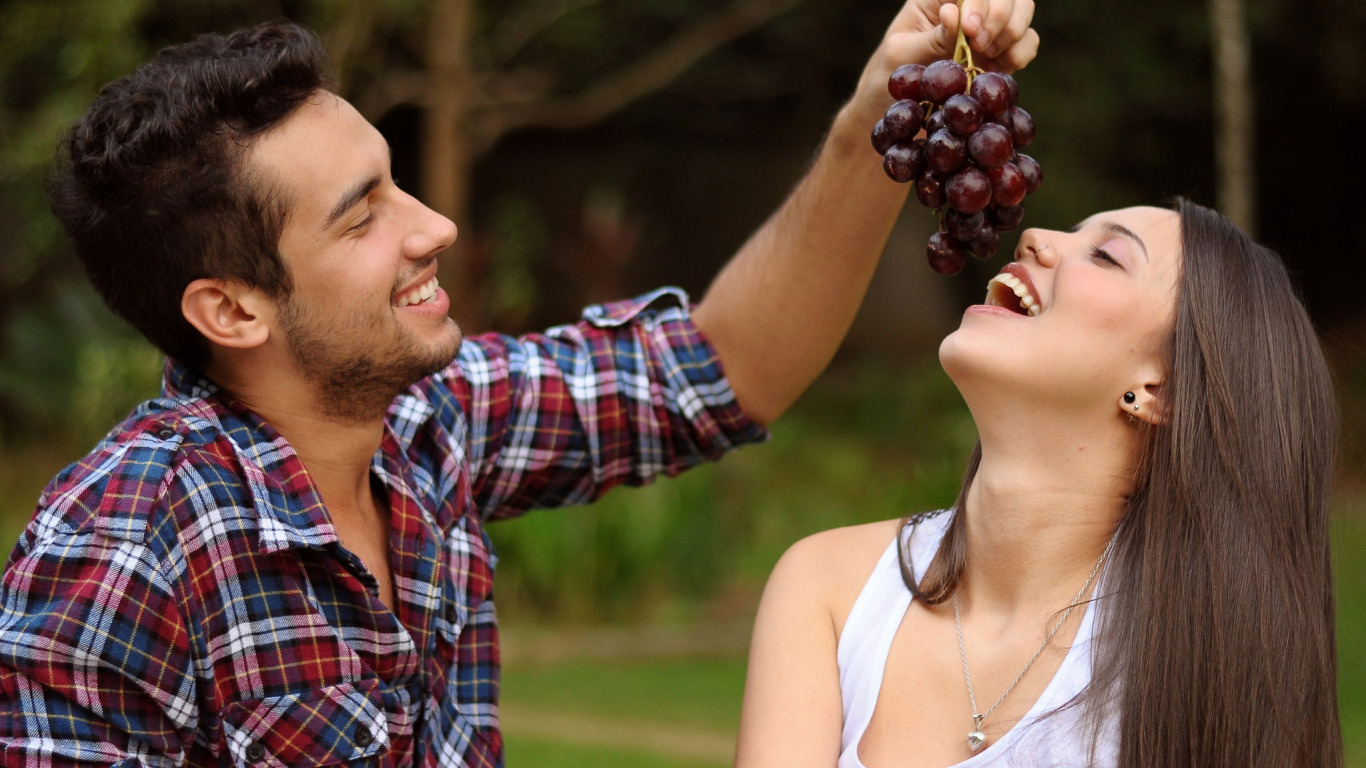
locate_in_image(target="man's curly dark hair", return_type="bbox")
[48,21,336,371]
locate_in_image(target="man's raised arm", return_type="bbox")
[692,0,1038,425]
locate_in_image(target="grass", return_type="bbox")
[502,656,748,734]
[1336,489,1366,767]
[504,735,728,768]
[501,654,746,767]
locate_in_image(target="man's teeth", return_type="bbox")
[395,276,440,307]
[986,273,1041,316]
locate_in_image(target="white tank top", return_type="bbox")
[836,511,1118,768]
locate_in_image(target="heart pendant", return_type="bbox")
[967,729,986,752]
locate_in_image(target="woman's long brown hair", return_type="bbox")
[899,199,1342,766]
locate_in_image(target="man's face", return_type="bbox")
[247,92,460,421]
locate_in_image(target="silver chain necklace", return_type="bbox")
[953,533,1116,754]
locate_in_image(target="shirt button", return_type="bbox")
[355,728,374,748]
[244,741,267,763]
[444,604,458,624]
[156,426,175,440]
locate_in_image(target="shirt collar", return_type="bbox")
[159,358,442,553]
[162,358,338,553]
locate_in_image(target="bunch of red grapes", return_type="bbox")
[871,60,1042,276]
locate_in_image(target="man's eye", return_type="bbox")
[348,214,373,233]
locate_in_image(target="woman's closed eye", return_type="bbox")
[1090,246,1120,266]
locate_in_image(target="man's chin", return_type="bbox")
[410,338,462,384]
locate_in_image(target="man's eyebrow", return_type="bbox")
[1068,219,1150,261]
[321,141,393,231]
[323,176,380,231]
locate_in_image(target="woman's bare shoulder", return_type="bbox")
[767,518,905,630]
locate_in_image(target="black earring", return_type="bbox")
[1123,391,1136,404]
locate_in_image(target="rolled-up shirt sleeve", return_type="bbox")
[441,287,769,521]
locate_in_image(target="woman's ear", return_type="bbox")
[1119,380,1169,426]
[181,279,272,351]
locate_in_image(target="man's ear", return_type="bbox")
[181,279,272,351]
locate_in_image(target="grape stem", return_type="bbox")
[953,0,979,82]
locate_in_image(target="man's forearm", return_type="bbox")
[691,104,910,426]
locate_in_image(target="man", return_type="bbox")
[0,3,1035,766]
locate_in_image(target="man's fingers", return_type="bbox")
[984,0,1035,59]
[935,1,961,42]
[1007,27,1041,70]
[984,27,1039,73]
[956,0,986,39]
[974,1,1015,52]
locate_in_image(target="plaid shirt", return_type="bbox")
[0,288,764,768]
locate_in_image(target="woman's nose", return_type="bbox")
[1017,229,1059,267]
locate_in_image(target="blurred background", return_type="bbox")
[1,0,1363,765]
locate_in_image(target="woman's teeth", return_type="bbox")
[395,276,439,307]
[986,272,1040,316]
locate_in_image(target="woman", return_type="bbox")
[733,200,1341,767]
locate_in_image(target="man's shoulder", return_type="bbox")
[27,395,243,548]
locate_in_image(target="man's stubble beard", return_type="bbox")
[278,295,460,425]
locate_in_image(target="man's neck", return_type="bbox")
[262,404,388,513]
[208,355,390,516]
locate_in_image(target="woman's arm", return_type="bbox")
[734,521,901,767]
[734,533,845,767]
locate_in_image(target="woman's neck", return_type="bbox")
[957,415,1131,618]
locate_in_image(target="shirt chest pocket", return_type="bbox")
[221,680,390,767]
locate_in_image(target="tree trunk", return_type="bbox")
[424,0,484,328]
[1209,0,1256,236]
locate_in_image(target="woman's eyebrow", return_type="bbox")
[1102,222,1150,261]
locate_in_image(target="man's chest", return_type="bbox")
[175,461,498,766]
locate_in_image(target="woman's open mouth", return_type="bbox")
[984,268,1041,317]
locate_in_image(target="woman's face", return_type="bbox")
[939,205,1182,412]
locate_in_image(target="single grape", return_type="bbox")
[925,109,948,136]
[943,94,984,136]
[1015,154,1043,194]
[989,202,1026,231]
[944,209,986,241]
[1009,107,1035,148]
[883,142,925,183]
[1001,73,1019,106]
[871,118,896,155]
[926,129,968,173]
[969,72,1011,119]
[928,230,967,276]
[916,170,948,208]
[946,166,992,214]
[988,162,1027,207]
[989,108,1014,133]
[883,100,924,143]
[967,225,1000,260]
[967,123,1013,168]
[922,60,969,102]
[889,63,926,101]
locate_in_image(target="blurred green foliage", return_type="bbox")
[488,360,975,621]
